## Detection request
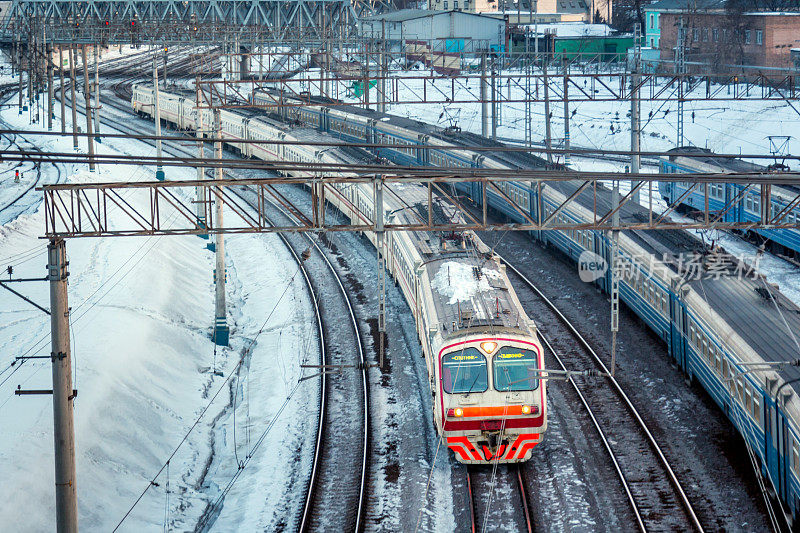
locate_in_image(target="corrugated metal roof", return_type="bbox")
[362,8,505,23]
[644,0,727,12]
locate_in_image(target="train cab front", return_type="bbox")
[438,339,547,464]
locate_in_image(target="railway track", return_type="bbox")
[247,193,369,532]
[501,259,704,532]
[97,79,370,529]
[0,87,63,216]
[467,465,534,533]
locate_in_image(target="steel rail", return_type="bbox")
[2,127,798,162]
[503,259,704,532]
[100,73,369,529]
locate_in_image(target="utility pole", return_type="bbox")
[610,182,620,376]
[163,45,168,88]
[481,53,488,137]
[16,34,23,114]
[153,55,165,180]
[374,177,386,369]
[17,35,23,114]
[26,26,33,117]
[59,47,65,134]
[47,43,54,131]
[213,109,229,346]
[563,52,570,166]
[676,18,685,147]
[195,77,208,238]
[81,45,95,172]
[543,56,552,163]
[630,23,641,204]
[491,60,497,140]
[524,16,532,148]
[47,238,79,533]
[69,45,78,151]
[378,21,387,114]
[93,45,100,142]
[363,39,370,111]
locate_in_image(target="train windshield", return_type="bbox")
[441,348,488,394]
[493,348,540,391]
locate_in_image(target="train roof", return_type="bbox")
[477,143,800,390]
[386,184,532,336]
[662,146,766,174]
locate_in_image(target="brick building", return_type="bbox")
[645,0,800,69]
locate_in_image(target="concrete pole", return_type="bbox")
[17,36,23,114]
[363,40,370,111]
[153,56,165,180]
[374,177,386,368]
[213,109,229,346]
[47,238,79,533]
[69,46,78,151]
[480,53,488,137]
[610,182,620,377]
[195,78,207,236]
[93,45,100,141]
[543,57,552,163]
[81,46,95,172]
[27,33,33,112]
[59,47,66,134]
[630,23,641,204]
[379,21,387,113]
[47,43,54,131]
[491,62,497,140]
[563,53,570,166]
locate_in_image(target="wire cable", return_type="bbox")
[113,262,303,532]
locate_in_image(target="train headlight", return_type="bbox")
[480,341,498,354]
[447,408,464,418]
[521,405,532,415]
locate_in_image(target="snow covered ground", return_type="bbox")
[0,90,319,530]
[372,64,800,165]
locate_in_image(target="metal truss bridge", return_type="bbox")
[0,0,382,43]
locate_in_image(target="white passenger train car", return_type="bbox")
[132,83,548,463]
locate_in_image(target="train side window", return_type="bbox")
[745,384,753,413]
[792,439,800,475]
[753,394,762,426]
[441,348,488,394]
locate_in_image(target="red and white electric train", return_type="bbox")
[132,83,547,463]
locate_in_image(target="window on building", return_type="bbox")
[692,28,699,41]
[454,0,458,7]
[650,13,654,29]
[745,29,751,44]
[756,30,763,45]
[713,28,719,42]
[702,27,709,42]
[650,37,655,47]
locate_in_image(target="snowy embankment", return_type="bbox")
[0,88,318,530]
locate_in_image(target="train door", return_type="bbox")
[367,119,377,149]
[418,134,430,165]
[471,155,484,203]
[668,290,681,359]
[725,183,734,224]
[765,397,780,494]
[321,108,329,132]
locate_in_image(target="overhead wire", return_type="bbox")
[114,262,304,532]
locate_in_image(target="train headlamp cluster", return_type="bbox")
[521,405,532,415]
[480,341,498,354]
